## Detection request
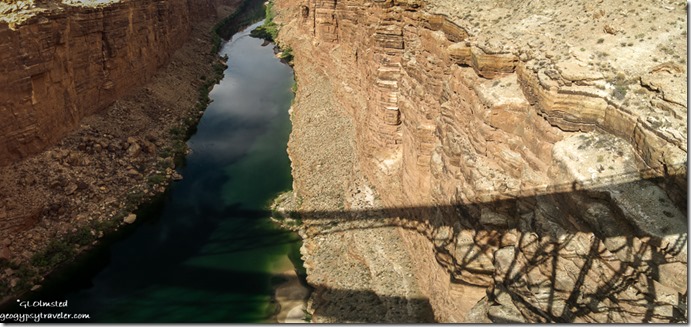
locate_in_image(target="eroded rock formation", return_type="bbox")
[0,0,244,300]
[0,0,222,165]
[274,0,687,322]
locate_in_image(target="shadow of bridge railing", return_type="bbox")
[142,168,686,322]
[263,169,687,323]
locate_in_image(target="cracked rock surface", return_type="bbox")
[275,0,686,323]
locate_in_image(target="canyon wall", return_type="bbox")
[275,0,687,323]
[0,0,246,299]
[0,0,224,165]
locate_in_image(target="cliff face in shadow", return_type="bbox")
[0,0,226,166]
[0,0,257,302]
[273,0,687,323]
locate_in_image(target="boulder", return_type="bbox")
[0,246,10,260]
[123,214,137,224]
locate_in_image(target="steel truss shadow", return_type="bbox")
[269,170,687,323]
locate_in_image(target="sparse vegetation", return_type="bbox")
[31,239,74,268]
[169,126,184,137]
[613,84,628,100]
[659,46,675,55]
[279,47,294,62]
[250,1,279,41]
[65,226,97,246]
[9,265,38,291]
[148,174,166,186]
[610,72,632,100]
[303,309,313,323]
[159,147,172,158]
[596,51,610,58]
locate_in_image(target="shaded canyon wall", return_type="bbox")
[0,0,225,165]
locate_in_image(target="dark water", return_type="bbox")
[6,21,298,323]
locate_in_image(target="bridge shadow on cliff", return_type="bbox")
[3,172,685,323]
[267,171,687,323]
[287,169,685,231]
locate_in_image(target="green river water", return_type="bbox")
[3,20,300,323]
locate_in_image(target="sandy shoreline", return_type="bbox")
[274,268,310,323]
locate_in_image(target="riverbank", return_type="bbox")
[270,191,311,323]
[275,268,310,323]
[0,0,260,306]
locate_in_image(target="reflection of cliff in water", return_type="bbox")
[0,18,300,323]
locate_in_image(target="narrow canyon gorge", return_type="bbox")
[0,0,249,304]
[0,0,688,323]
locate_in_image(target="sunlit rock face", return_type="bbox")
[0,0,225,165]
[275,0,687,323]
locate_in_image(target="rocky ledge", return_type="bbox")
[274,0,686,323]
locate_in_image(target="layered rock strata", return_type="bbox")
[0,0,242,301]
[275,0,687,323]
[0,0,222,165]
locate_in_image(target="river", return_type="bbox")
[6,21,301,323]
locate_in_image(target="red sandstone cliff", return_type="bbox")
[274,0,687,323]
[0,0,243,299]
[0,0,225,165]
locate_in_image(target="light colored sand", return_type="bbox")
[275,269,310,323]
